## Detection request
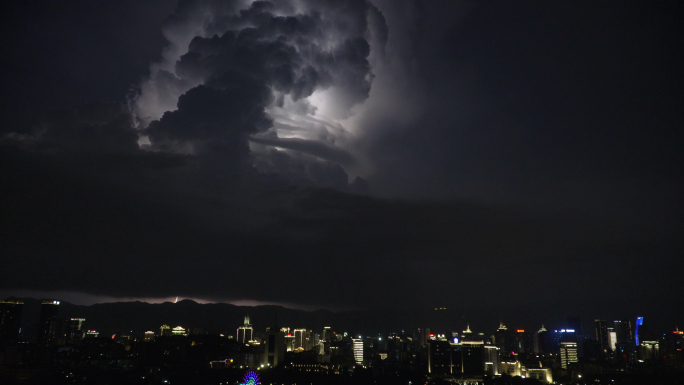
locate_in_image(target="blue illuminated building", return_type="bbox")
[635,317,644,346]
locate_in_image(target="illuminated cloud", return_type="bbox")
[132,0,388,187]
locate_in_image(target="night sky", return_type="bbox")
[1,1,682,330]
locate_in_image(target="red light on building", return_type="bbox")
[429,334,434,336]
[516,329,525,333]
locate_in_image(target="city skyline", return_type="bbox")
[2,295,682,384]
[3,296,681,339]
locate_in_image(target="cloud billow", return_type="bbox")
[136,0,387,189]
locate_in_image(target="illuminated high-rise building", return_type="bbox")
[513,329,532,353]
[484,345,500,376]
[262,327,284,367]
[352,338,364,365]
[560,342,578,369]
[461,324,474,340]
[635,317,644,346]
[639,340,659,361]
[613,319,632,344]
[534,324,548,354]
[0,299,24,344]
[294,328,308,350]
[595,319,609,351]
[66,318,85,345]
[458,341,485,376]
[237,316,253,343]
[37,300,60,348]
[284,333,295,351]
[494,321,514,357]
[607,328,617,351]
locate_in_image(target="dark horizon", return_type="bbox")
[5,296,680,341]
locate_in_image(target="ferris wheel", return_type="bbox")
[241,369,261,385]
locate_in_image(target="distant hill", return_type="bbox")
[9,297,676,338]
[11,298,507,337]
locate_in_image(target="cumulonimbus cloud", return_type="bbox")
[133,0,388,189]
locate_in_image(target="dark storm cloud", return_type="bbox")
[31,103,140,154]
[0,0,682,328]
[0,0,175,135]
[138,0,385,189]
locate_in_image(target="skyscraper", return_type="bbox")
[560,342,578,369]
[595,319,609,351]
[237,316,253,343]
[639,340,659,361]
[294,328,307,350]
[262,327,284,367]
[607,328,617,351]
[513,329,532,354]
[494,321,514,358]
[458,341,485,376]
[534,325,547,354]
[66,318,85,345]
[428,340,452,376]
[613,319,633,345]
[352,338,364,365]
[37,300,60,348]
[0,299,24,344]
[484,345,500,376]
[635,317,644,346]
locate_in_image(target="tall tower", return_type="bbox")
[0,299,24,344]
[294,328,307,350]
[534,324,548,354]
[352,338,364,365]
[484,345,500,376]
[262,327,284,367]
[237,316,253,343]
[635,317,645,346]
[595,319,609,351]
[37,300,60,348]
[560,342,578,369]
[494,321,513,358]
[66,318,85,345]
[613,319,633,344]
[607,328,617,351]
